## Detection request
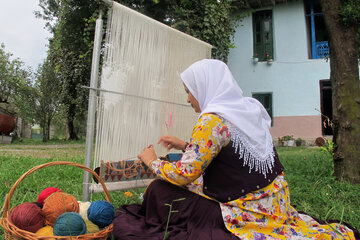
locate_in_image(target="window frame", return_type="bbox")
[252,92,273,125]
[252,10,274,61]
[304,1,329,59]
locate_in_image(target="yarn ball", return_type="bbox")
[37,187,62,205]
[9,202,45,233]
[35,225,54,236]
[85,219,100,234]
[42,191,79,226]
[53,212,86,236]
[87,201,114,228]
[78,201,91,220]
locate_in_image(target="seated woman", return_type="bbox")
[112,59,358,239]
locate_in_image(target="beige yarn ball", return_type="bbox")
[78,201,91,220]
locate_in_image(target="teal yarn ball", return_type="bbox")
[87,201,114,228]
[53,212,86,236]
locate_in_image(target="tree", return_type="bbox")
[320,0,360,183]
[0,43,37,131]
[37,0,100,140]
[0,43,30,105]
[34,59,61,141]
[0,43,13,104]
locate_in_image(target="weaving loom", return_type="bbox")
[87,1,212,194]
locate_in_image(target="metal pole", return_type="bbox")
[83,9,104,201]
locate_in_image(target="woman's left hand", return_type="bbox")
[138,146,157,168]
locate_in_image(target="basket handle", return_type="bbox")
[2,161,111,217]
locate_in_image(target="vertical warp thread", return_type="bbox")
[94,2,212,179]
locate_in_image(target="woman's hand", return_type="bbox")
[158,135,187,151]
[138,145,157,168]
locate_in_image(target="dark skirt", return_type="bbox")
[112,179,238,240]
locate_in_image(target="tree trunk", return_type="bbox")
[65,114,78,141]
[42,125,48,142]
[41,115,48,142]
[320,0,360,183]
[47,118,51,140]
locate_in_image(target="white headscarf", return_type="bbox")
[181,59,275,176]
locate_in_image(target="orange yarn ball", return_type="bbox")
[42,192,79,226]
[9,202,45,233]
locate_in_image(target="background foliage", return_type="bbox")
[29,0,245,140]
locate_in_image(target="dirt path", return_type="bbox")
[0,144,85,158]
[0,144,84,149]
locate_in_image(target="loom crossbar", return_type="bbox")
[90,179,153,193]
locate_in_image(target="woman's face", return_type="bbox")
[184,85,201,113]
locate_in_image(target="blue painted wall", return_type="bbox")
[228,0,330,117]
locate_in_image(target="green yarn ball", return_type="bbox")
[53,212,86,236]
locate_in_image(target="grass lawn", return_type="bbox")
[0,140,359,238]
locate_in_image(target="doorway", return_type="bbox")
[320,80,333,136]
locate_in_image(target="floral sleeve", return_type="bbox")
[151,113,230,186]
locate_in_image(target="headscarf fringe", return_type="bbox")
[229,122,275,178]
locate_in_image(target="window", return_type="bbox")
[253,10,273,61]
[305,0,329,59]
[253,93,273,121]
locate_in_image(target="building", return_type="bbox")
[228,0,332,143]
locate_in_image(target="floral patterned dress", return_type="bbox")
[150,113,356,240]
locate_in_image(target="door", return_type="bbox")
[320,80,333,136]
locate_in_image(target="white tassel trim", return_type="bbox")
[226,121,275,178]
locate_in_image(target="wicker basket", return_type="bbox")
[0,161,113,240]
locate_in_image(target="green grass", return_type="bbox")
[0,155,144,209]
[0,142,143,239]
[278,147,360,230]
[0,143,359,238]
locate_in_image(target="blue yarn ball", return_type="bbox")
[87,201,114,228]
[53,212,86,236]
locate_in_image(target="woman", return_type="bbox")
[112,59,358,239]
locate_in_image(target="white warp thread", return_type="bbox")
[94,2,212,168]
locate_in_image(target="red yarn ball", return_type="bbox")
[37,187,62,205]
[9,202,45,233]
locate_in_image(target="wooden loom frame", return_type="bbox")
[82,0,212,201]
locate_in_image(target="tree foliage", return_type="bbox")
[0,43,37,126]
[171,0,241,62]
[0,43,31,105]
[118,0,243,62]
[338,0,360,54]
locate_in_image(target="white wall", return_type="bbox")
[228,0,330,117]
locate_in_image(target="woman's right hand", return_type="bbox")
[158,135,187,151]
